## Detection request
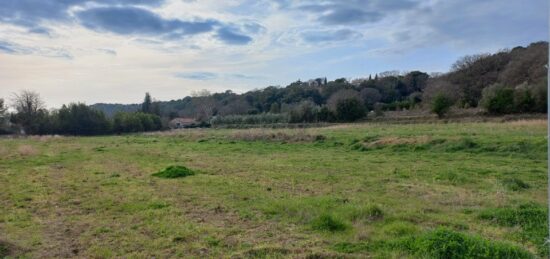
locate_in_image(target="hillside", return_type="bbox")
[91,41,548,120]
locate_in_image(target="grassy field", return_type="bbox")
[0,120,548,258]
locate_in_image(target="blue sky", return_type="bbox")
[0,0,547,107]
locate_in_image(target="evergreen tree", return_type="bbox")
[141,92,152,114]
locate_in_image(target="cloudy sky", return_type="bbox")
[0,0,547,107]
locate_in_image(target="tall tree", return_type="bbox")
[11,90,47,134]
[0,98,6,119]
[0,98,7,131]
[141,92,152,114]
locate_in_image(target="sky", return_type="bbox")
[0,0,547,108]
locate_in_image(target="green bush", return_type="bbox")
[289,101,319,123]
[113,112,162,133]
[54,103,112,135]
[401,228,533,259]
[482,86,515,114]
[481,83,546,114]
[311,214,349,232]
[152,166,195,179]
[317,106,336,122]
[431,94,453,118]
[335,98,366,122]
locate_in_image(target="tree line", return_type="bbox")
[1,91,162,135]
[0,41,547,135]
[93,41,547,122]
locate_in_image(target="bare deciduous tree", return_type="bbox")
[191,89,212,97]
[0,98,6,116]
[192,96,216,121]
[0,98,7,127]
[10,90,46,133]
[11,90,45,117]
[450,54,489,72]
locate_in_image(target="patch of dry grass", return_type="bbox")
[368,136,432,147]
[229,128,324,142]
[0,146,8,157]
[506,119,547,127]
[17,145,38,156]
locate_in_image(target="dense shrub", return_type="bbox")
[480,84,515,114]
[431,94,453,118]
[152,166,195,178]
[55,103,112,135]
[289,101,319,123]
[113,112,162,133]
[335,98,366,122]
[481,83,547,114]
[317,106,336,122]
[211,113,290,126]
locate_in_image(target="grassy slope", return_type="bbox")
[0,120,547,258]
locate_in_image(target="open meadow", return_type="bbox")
[0,120,548,258]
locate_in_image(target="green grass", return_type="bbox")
[479,203,548,256]
[399,228,534,259]
[0,120,547,257]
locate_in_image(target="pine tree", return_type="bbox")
[141,93,152,114]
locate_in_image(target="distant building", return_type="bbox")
[169,118,197,129]
[307,77,327,87]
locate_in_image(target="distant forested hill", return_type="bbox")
[91,41,548,119]
[90,103,140,117]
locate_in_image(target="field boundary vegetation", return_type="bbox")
[0,41,546,136]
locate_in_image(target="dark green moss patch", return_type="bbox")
[152,165,195,179]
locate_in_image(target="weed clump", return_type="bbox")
[152,166,195,179]
[400,228,533,259]
[501,178,530,191]
[479,203,547,256]
[348,204,384,222]
[311,214,348,232]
